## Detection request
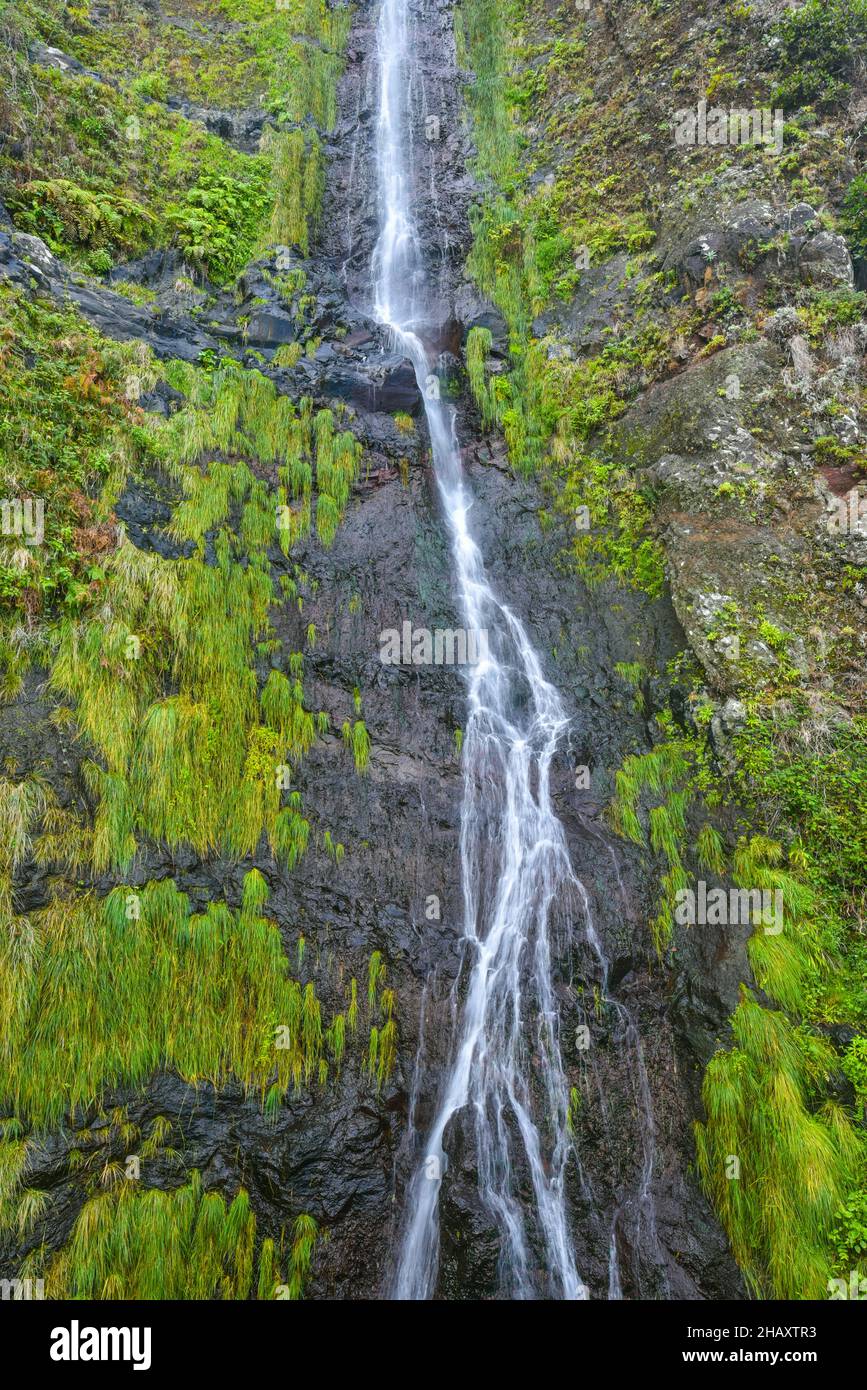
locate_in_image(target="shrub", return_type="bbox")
[168,166,272,283]
[842,174,867,262]
[772,0,867,109]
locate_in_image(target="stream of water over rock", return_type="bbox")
[362,0,662,1300]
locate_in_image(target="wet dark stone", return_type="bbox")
[320,353,423,414]
[0,0,750,1305]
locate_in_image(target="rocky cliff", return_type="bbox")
[0,0,864,1301]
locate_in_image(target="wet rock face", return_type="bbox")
[309,0,747,1301]
[0,0,749,1303]
[163,97,266,154]
[322,0,493,343]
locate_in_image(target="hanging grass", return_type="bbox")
[0,1135,29,1234]
[734,835,826,1017]
[38,1171,273,1300]
[695,990,858,1299]
[168,459,252,543]
[368,950,386,1012]
[0,777,49,918]
[0,874,333,1129]
[347,978,359,1034]
[273,342,304,368]
[648,802,683,865]
[325,1013,346,1070]
[83,762,136,873]
[608,742,690,844]
[342,719,370,774]
[696,822,726,876]
[52,504,320,867]
[263,128,324,255]
[272,801,312,871]
[0,779,50,1065]
[314,410,361,546]
[376,1020,398,1090]
[466,326,497,427]
[261,669,316,758]
[610,741,692,952]
[0,857,398,1134]
[284,1213,319,1300]
[611,732,862,1294]
[322,829,345,863]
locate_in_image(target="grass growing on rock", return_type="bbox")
[0,0,350,277]
[467,0,867,1299]
[1,873,338,1129]
[33,1170,306,1300]
[48,359,362,868]
[695,992,859,1300]
[608,708,865,1296]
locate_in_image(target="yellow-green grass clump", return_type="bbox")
[696,991,860,1299]
[34,1170,316,1300]
[0,871,357,1131]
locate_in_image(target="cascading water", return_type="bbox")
[369,0,661,1300]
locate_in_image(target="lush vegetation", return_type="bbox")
[0,0,349,276]
[457,0,665,594]
[29,1170,318,1300]
[0,0,389,1300]
[2,0,865,1305]
[0,287,149,629]
[461,0,867,1299]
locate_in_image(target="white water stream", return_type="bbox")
[369,0,659,1300]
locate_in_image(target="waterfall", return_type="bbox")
[369,0,656,1301]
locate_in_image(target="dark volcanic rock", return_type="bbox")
[0,0,750,1306]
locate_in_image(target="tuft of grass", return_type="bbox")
[696,991,858,1299]
[368,950,386,1013]
[466,326,497,426]
[284,1212,319,1300]
[342,718,370,774]
[37,1171,270,1299]
[696,822,726,876]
